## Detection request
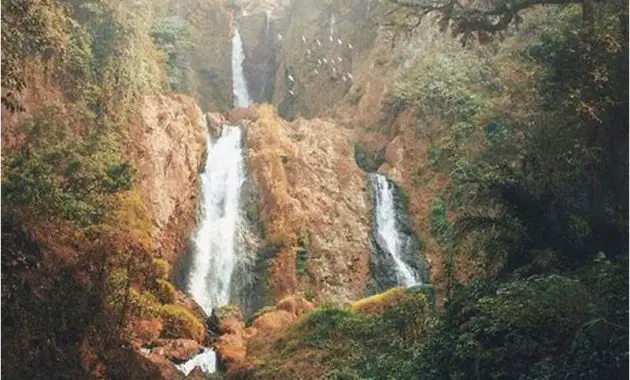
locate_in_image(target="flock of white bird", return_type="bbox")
[279,27,355,98]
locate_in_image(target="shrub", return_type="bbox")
[295,231,309,277]
[152,258,170,279]
[416,274,622,380]
[430,197,449,243]
[153,279,177,304]
[160,304,205,342]
[129,288,161,318]
[350,287,405,314]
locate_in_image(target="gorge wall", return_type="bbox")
[234,0,450,294]
[246,105,372,305]
[129,93,207,266]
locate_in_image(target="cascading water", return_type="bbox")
[264,10,271,44]
[369,173,418,287]
[176,126,245,376]
[232,27,250,108]
[176,24,251,377]
[329,13,336,38]
[188,127,245,313]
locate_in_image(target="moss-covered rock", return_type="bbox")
[154,279,177,304]
[160,304,205,343]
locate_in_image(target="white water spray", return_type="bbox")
[175,349,217,376]
[264,10,271,44]
[178,41,250,372]
[370,173,418,287]
[188,127,245,313]
[232,27,250,108]
[329,13,336,38]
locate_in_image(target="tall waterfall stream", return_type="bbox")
[175,26,251,376]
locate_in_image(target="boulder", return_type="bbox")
[206,112,225,138]
[151,339,203,363]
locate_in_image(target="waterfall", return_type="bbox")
[264,10,271,44]
[369,173,418,287]
[176,21,251,379]
[176,126,244,376]
[232,27,251,108]
[188,126,245,313]
[175,349,216,375]
[329,13,336,38]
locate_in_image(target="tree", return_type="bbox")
[1,0,70,111]
[384,0,626,44]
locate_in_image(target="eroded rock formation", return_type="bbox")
[130,93,206,267]
[246,105,372,304]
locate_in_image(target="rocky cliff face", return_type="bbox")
[245,105,372,304]
[129,93,206,268]
[158,0,234,112]
[239,3,288,104]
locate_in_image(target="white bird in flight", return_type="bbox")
[347,42,353,49]
[337,38,342,45]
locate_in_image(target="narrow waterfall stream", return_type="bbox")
[232,27,250,108]
[369,173,419,287]
[329,13,336,38]
[176,26,251,376]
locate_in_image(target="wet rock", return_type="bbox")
[150,339,203,363]
[365,174,430,295]
[225,107,258,123]
[206,112,225,138]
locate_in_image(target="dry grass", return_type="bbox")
[350,287,405,314]
[247,105,306,298]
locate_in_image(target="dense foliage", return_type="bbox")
[0,1,205,378]
[259,262,626,380]
[1,0,626,378]
[255,2,628,380]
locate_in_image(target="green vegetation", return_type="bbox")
[295,231,310,277]
[246,2,627,379]
[416,267,628,380]
[151,16,193,91]
[264,263,626,380]
[354,142,385,172]
[1,0,205,377]
[429,197,448,243]
[152,258,171,279]
[2,103,134,226]
[1,0,627,378]
[387,3,627,277]
[268,290,431,379]
[160,304,205,342]
[154,279,177,304]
